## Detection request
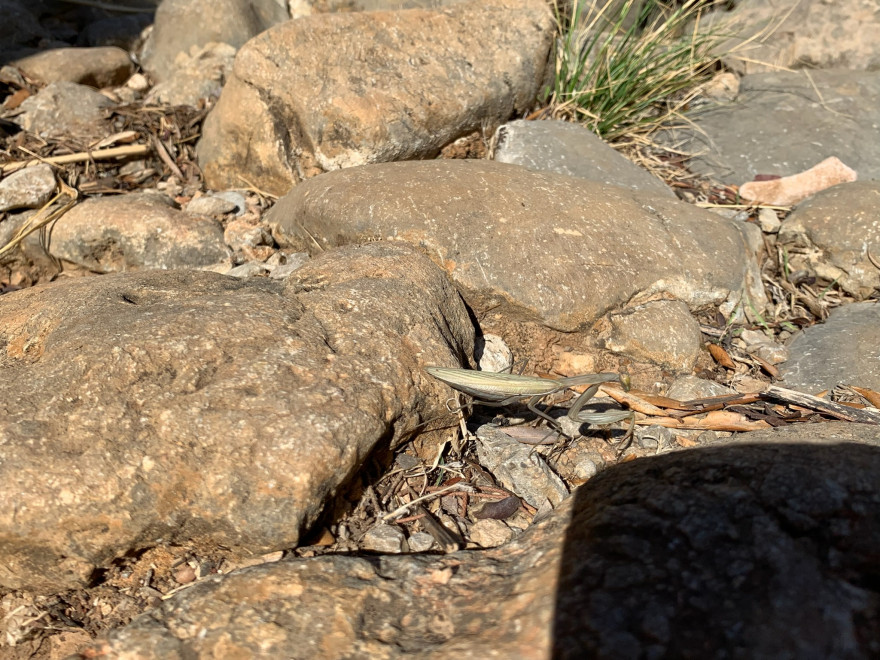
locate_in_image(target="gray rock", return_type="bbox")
[475,425,569,509]
[361,525,407,553]
[662,70,880,185]
[213,190,247,215]
[142,0,289,81]
[602,299,703,372]
[0,243,474,593]
[0,164,56,212]
[145,41,237,107]
[666,375,735,401]
[226,260,270,278]
[50,194,230,272]
[406,531,436,553]
[14,81,114,142]
[267,160,755,332]
[493,119,674,198]
[185,194,240,218]
[79,425,880,658]
[781,302,880,393]
[197,0,554,195]
[12,47,133,88]
[778,181,880,298]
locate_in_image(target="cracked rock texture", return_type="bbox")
[0,243,473,593]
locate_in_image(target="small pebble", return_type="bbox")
[407,532,436,553]
[757,207,781,233]
[173,563,196,584]
[186,195,238,218]
[478,333,513,373]
[212,191,248,216]
[126,73,150,92]
[0,164,56,212]
[572,455,604,480]
[469,519,513,548]
[361,524,407,553]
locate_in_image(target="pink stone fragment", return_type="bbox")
[739,157,857,206]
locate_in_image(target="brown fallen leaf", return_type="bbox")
[637,410,771,432]
[3,88,30,110]
[849,385,880,409]
[708,343,735,369]
[752,354,780,379]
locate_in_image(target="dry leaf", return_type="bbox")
[708,343,735,369]
[849,385,880,409]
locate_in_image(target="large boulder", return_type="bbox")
[663,70,880,185]
[0,243,473,593]
[267,160,760,333]
[197,0,554,195]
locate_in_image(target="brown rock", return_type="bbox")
[12,46,133,88]
[739,157,858,207]
[602,299,702,372]
[267,160,755,332]
[0,243,474,593]
[79,424,880,658]
[50,194,230,272]
[197,0,554,195]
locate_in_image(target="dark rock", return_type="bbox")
[77,424,880,658]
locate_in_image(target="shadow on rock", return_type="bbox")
[553,441,880,659]
[76,435,880,657]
